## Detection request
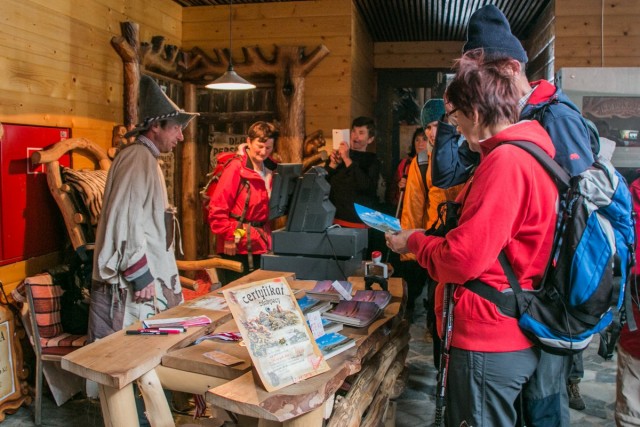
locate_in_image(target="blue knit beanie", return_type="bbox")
[420,99,445,127]
[463,5,528,63]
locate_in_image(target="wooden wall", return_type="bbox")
[555,0,640,68]
[373,41,463,69]
[0,0,182,289]
[181,0,354,136]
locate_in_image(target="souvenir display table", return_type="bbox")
[62,270,408,427]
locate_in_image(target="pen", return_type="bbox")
[141,328,182,334]
[126,330,169,335]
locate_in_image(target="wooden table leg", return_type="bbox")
[98,383,139,427]
[138,368,175,427]
[283,405,324,427]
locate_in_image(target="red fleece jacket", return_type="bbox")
[407,120,558,352]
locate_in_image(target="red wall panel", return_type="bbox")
[0,124,71,265]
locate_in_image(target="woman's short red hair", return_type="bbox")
[445,49,521,128]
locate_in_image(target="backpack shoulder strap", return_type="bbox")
[502,141,571,192]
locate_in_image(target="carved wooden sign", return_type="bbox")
[0,305,30,421]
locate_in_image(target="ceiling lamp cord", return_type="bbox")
[206,0,256,90]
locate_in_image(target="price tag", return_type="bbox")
[331,280,353,301]
[203,350,245,366]
[307,311,325,339]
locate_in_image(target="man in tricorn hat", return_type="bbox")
[88,75,198,342]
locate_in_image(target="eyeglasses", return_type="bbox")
[445,108,459,127]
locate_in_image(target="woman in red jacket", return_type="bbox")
[386,50,559,426]
[208,121,278,283]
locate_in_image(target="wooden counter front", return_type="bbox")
[205,275,408,423]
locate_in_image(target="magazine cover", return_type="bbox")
[352,290,392,309]
[315,332,356,359]
[223,277,330,392]
[306,280,353,302]
[354,203,401,233]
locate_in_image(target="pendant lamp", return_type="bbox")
[206,0,255,90]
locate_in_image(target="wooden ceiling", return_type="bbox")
[170,0,551,42]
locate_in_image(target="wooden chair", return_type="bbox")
[30,138,243,290]
[15,273,88,425]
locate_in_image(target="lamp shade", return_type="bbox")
[206,65,256,91]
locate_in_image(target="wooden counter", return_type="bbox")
[61,270,408,427]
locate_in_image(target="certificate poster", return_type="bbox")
[0,321,15,402]
[223,277,330,392]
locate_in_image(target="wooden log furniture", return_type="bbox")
[61,270,409,426]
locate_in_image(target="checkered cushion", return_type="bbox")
[24,273,87,348]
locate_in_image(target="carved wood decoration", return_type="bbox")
[111,22,141,132]
[0,304,30,421]
[111,21,330,260]
[185,44,330,163]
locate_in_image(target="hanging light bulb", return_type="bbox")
[206,0,255,91]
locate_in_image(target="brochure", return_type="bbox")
[323,300,382,328]
[306,280,353,302]
[354,203,401,233]
[142,315,212,329]
[315,332,356,360]
[351,290,392,309]
[332,128,350,150]
[223,276,330,392]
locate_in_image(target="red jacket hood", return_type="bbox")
[528,79,557,105]
[480,120,556,160]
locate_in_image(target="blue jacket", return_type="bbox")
[432,80,597,188]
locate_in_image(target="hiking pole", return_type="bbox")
[385,167,409,262]
[434,282,454,427]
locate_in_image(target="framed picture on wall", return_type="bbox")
[582,96,640,180]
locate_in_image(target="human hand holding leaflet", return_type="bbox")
[385,229,424,254]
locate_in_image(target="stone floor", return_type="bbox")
[1,310,618,427]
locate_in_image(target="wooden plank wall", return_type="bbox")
[373,41,463,70]
[0,0,182,290]
[555,0,640,68]
[181,0,353,138]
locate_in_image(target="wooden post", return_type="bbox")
[181,82,198,262]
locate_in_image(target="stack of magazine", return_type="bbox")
[323,300,382,328]
[351,290,392,309]
[297,295,332,316]
[307,317,344,334]
[315,332,356,359]
[305,280,353,302]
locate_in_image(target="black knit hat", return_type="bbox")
[463,5,528,63]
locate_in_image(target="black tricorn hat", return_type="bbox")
[124,75,199,138]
